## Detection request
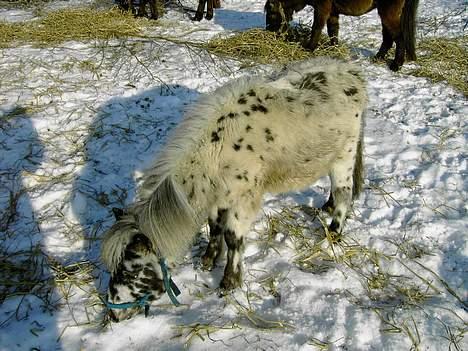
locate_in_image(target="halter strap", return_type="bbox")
[105,293,151,310]
[159,258,181,307]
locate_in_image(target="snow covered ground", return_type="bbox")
[0,0,466,350]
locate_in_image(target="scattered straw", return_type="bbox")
[409,36,468,96]
[205,28,350,65]
[0,6,154,48]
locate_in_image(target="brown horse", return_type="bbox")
[193,0,222,21]
[265,0,419,71]
[119,0,159,20]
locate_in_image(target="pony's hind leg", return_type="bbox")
[321,192,335,214]
[327,145,358,234]
[201,208,227,270]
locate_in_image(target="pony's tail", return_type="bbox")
[401,0,419,61]
[352,124,365,200]
[138,175,200,260]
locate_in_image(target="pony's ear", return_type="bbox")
[112,207,126,220]
[101,218,140,274]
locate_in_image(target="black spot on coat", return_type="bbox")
[344,86,358,96]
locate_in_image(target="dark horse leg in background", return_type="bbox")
[148,0,159,20]
[305,0,418,71]
[327,9,340,46]
[305,0,333,51]
[193,0,221,21]
[374,0,419,71]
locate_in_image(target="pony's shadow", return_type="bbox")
[213,9,265,31]
[71,83,200,300]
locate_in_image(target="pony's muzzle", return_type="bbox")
[107,307,140,322]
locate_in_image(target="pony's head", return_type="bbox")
[264,0,294,33]
[101,209,165,322]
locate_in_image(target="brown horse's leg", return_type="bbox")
[327,11,340,46]
[374,24,394,61]
[306,1,332,51]
[206,0,214,20]
[138,0,147,17]
[149,0,159,20]
[377,1,406,71]
[213,0,221,9]
[126,0,135,15]
[193,0,207,21]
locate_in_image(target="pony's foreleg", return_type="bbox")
[326,11,340,46]
[193,0,207,21]
[201,209,227,270]
[306,2,332,51]
[221,226,245,291]
[219,200,259,291]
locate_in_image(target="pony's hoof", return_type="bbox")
[201,255,215,271]
[321,199,334,214]
[326,227,342,243]
[205,12,213,21]
[220,273,242,292]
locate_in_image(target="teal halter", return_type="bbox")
[105,292,152,316]
[105,258,181,317]
[159,258,181,307]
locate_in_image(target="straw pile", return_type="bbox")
[409,36,468,96]
[205,28,351,65]
[0,6,152,48]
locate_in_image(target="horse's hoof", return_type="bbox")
[205,12,213,21]
[389,61,401,72]
[372,54,385,63]
[191,13,203,21]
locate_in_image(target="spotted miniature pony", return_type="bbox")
[101,57,367,321]
[265,0,419,71]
